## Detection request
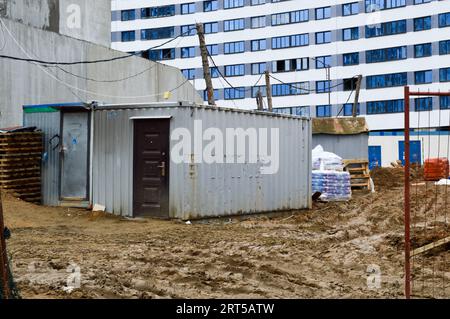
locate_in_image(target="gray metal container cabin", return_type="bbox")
[312,118,369,160]
[92,102,312,220]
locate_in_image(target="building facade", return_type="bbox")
[111,0,450,165]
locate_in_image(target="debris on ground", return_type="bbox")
[2,167,448,299]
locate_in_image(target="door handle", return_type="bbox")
[157,162,166,177]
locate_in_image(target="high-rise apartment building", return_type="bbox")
[111,0,450,165]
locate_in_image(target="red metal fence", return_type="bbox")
[404,86,450,299]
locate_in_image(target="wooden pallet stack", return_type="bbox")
[343,159,371,191]
[0,132,43,204]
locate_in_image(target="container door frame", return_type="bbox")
[132,118,171,219]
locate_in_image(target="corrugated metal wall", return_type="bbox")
[24,112,61,206]
[312,134,368,160]
[92,105,312,219]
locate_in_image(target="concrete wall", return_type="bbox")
[0,18,203,128]
[0,0,111,47]
[313,134,369,160]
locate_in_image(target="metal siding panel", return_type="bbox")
[312,134,369,160]
[24,112,61,206]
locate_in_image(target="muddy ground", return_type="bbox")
[2,168,450,299]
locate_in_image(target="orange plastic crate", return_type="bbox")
[424,158,449,181]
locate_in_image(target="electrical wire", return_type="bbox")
[207,51,257,92]
[0,19,195,66]
[336,87,355,117]
[0,18,195,100]
[49,32,186,83]
[270,74,358,93]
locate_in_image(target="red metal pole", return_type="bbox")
[404,86,411,299]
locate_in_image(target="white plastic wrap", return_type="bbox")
[312,145,344,171]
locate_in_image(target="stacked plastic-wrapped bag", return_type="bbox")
[312,145,352,201]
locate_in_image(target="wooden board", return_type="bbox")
[344,160,371,190]
[411,236,450,257]
[0,177,40,185]
[0,132,43,204]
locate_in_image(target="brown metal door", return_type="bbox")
[133,119,170,218]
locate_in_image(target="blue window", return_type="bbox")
[273,107,291,115]
[149,49,175,60]
[343,2,359,16]
[440,96,450,109]
[316,7,331,20]
[366,46,407,63]
[224,41,245,54]
[414,43,432,58]
[224,64,245,77]
[316,105,331,117]
[343,52,359,66]
[181,25,196,36]
[204,22,219,34]
[251,16,266,29]
[343,103,360,116]
[366,72,407,89]
[343,27,359,41]
[316,31,331,44]
[414,16,431,31]
[204,89,220,101]
[251,63,267,75]
[272,34,309,49]
[414,0,431,3]
[440,40,450,55]
[224,0,244,9]
[315,56,331,69]
[210,67,219,78]
[365,0,406,12]
[439,12,450,28]
[272,82,310,96]
[415,97,433,111]
[121,31,135,42]
[251,86,267,98]
[181,3,196,15]
[367,99,404,114]
[206,44,219,55]
[414,70,433,84]
[316,81,331,93]
[141,27,174,40]
[290,10,309,23]
[272,58,309,72]
[121,10,135,21]
[224,19,245,32]
[182,69,195,80]
[272,10,309,26]
[181,47,195,58]
[251,0,266,5]
[365,19,406,38]
[224,88,245,99]
[292,106,310,117]
[251,39,267,51]
[440,68,450,82]
[203,0,218,12]
[141,5,175,19]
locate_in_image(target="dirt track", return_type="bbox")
[2,168,450,299]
